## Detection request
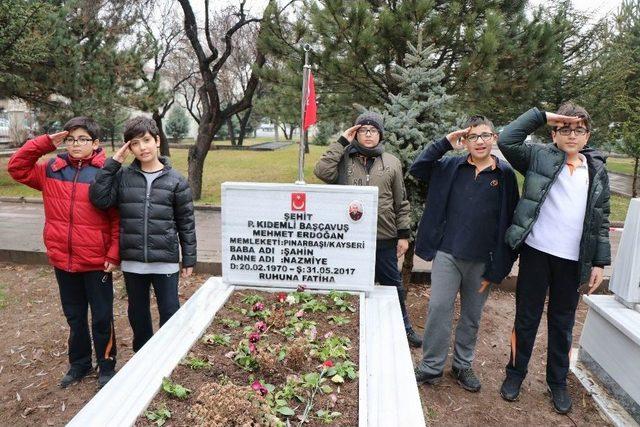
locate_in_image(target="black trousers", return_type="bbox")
[55,268,116,372]
[375,241,412,331]
[506,244,581,388]
[123,272,180,352]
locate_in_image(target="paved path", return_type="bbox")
[608,171,638,197]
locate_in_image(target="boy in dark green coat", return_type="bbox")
[497,102,611,414]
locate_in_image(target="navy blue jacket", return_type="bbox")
[409,137,520,283]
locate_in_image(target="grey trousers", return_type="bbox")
[416,251,490,375]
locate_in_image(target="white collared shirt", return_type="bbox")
[525,153,589,261]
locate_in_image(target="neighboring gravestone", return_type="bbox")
[221,182,378,292]
[575,198,640,423]
[609,199,640,308]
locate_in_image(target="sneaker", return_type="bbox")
[414,367,443,385]
[548,386,572,414]
[59,366,93,389]
[451,366,481,392]
[500,375,523,401]
[406,329,423,348]
[97,369,116,389]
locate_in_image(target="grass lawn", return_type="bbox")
[0,144,630,222]
[606,157,637,175]
[174,136,276,147]
[0,144,324,205]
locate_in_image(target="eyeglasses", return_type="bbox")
[357,127,379,136]
[466,133,495,143]
[556,127,589,136]
[64,137,94,146]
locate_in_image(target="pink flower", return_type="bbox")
[329,393,338,406]
[296,284,307,292]
[249,332,261,343]
[251,380,268,396]
[253,302,265,312]
[277,292,287,302]
[323,360,334,368]
[249,343,257,353]
[324,331,334,339]
[294,309,304,318]
[255,321,267,333]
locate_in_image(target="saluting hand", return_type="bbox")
[446,127,471,150]
[341,125,362,143]
[49,131,69,147]
[546,112,584,128]
[113,141,131,164]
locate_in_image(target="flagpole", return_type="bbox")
[296,44,311,185]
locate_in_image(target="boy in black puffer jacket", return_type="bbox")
[90,116,196,352]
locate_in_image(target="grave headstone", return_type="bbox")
[221,182,378,292]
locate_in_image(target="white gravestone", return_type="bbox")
[574,198,640,424]
[609,198,640,308]
[222,182,378,292]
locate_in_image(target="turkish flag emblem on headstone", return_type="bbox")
[291,193,306,211]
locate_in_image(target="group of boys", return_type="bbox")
[314,102,610,414]
[8,102,610,415]
[8,116,196,389]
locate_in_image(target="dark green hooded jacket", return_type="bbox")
[498,108,611,283]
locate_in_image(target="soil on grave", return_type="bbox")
[136,289,360,426]
[0,262,609,426]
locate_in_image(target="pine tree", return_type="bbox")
[166,107,190,143]
[381,38,457,284]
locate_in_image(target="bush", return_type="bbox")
[165,107,190,143]
[313,122,337,146]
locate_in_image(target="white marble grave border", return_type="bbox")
[576,294,640,424]
[68,277,425,427]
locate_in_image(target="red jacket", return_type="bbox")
[8,135,119,272]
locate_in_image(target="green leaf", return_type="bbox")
[320,384,333,393]
[331,374,345,383]
[277,406,295,416]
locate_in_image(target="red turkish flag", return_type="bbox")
[291,193,306,211]
[303,72,317,131]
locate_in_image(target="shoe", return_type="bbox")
[500,375,523,401]
[97,369,116,389]
[451,366,481,392]
[59,366,93,389]
[414,368,443,385]
[406,329,423,348]
[548,386,572,414]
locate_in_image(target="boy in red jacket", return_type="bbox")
[8,117,120,389]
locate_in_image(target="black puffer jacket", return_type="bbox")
[89,157,197,267]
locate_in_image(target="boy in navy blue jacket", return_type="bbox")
[410,116,519,392]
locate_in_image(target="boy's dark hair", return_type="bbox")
[123,116,159,142]
[464,115,496,133]
[555,101,591,131]
[63,117,101,140]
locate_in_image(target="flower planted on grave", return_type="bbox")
[138,290,360,426]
